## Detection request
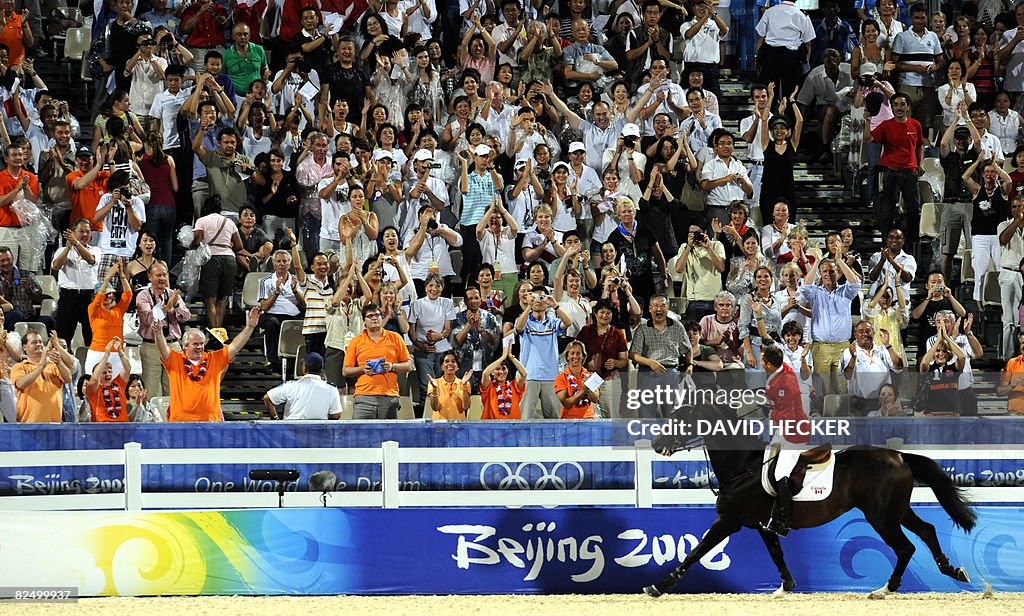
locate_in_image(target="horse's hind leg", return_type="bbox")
[864,514,917,599]
[644,517,742,597]
[901,507,970,583]
[758,529,796,595]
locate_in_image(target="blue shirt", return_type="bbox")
[461,170,496,226]
[798,282,860,343]
[520,312,564,381]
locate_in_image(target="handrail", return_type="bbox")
[0,442,1019,511]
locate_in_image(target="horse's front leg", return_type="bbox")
[757,529,796,596]
[644,517,742,597]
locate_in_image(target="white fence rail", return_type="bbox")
[0,442,1020,511]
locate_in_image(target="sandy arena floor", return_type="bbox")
[0,592,1020,616]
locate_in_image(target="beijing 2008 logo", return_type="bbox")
[479,462,586,490]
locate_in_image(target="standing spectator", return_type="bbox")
[11,331,69,423]
[0,246,53,333]
[938,119,979,284]
[624,1,674,90]
[738,266,782,389]
[222,23,270,100]
[996,331,1024,415]
[866,228,918,300]
[700,129,753,225]
[675,222,727,321]
[759,101,803,219]
[408,273,456,418]
[602,124,646,204]
[326,38,373,129]
[868,92,925,243]
[892,3,943,135]
[999,199,1024,359]
[426,351,472,420]
[989,92,1021,156]
[813,1,856,65]
[459,144,503,291]
[258,250,304,371]
[682,0,728,97]
[479,345,527,420]
[542,83,643,173]
[680,89,723,157]
[154,308,260,422]
[475,195,519,302]
[182,82,237,222]
[918,326,967,415]
[962,155,1012,304]
[136,260,190,397]
[86,338,131,423]
[37,121,76,215]
[180,0,229,74]
[148,64,188,202]
[192,124,252,221]
[968,24,997,108]
[95,172,146,287]
[405,205,462,295]
[999,3,1024,103]
[755,0,815,96]
[0,143,39,269]
[555,340,598,419]
[51,220,100,346]
[341,302,415,420]
[799,255,863,395]
[796,49,853,162]
[629,294,691,418]
[0,0,33,67]
[863,272,910,368]
[577,300,628,418]
[85,262,132,376]
[452,285,500,391]
[840,319,902,415]
[139,132,178,263]
[515,287,572,419]
[192,195,241,329]
[937,60,976,131]
[253,148,301,236]
[607,197,666,305]
[263,353,342,420]
[126,33,168,135]
[562,19,618,96]
[739,84,771,221]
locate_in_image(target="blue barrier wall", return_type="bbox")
[0,505,1018,595]
[0,420,1022,495]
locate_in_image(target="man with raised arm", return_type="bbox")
[154,306,260,422]
[799,250,862,395]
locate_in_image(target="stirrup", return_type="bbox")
[760,518,790,537]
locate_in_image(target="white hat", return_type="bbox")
[568,141,586,153]
[860,62,878,77]
[514,158,529,169]
[372,149,394,162]
[412,149,433,162]
[621,123,641,137]
[474,144,492,156]
[552,161,570,173]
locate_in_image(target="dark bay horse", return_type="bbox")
[644,401,977,599]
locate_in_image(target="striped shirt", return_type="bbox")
[299,276,333,335]
[461,170,497,226]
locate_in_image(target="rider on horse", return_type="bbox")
[760,344,811,536]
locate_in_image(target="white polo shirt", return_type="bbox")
[997,218,1024,269]
[755,1,815,50]
[266,374,342,420]
[739,114,766,162]
[840,344,899,399]
[682,18,723,63]
[700,155,748,206]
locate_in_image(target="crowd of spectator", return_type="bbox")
[2,0,1024,422]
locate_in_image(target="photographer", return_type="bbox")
[675,222,726,321]
[405,205,462,297]
[153,27,194,68]
[405,148,449,237]
[270,47,320,129]
[317,151,356,253]
[125,33,167,136]
[94,171,145,287]
[602,124,646,204]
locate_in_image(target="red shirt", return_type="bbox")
[0,168,39,227]
[181,2,228,48]
[766,363,810,444]
[871,117,924,171]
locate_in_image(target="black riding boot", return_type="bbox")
[762,478,793,537]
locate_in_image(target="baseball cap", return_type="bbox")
[372,149,393,162]
[568,141,586,153]
[621,123,641,137]
[303,352,325,373]
[474,144,492,156]
[953,126,971,139]
[75,145,93,158]
[412,149,433,162]
[552,161,570,173]
[860,62,878,77]
[769,116,790,129]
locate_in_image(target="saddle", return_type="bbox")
[763,443,834,498]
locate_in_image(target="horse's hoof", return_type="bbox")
[868,586,891,600]
[772,583,789,598]
[955,568,970,583]
[643,585,663,598]
[782,578,797,592]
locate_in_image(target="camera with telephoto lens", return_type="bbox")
[294,58,312,73]
[121,188,132,199]
[426,219,439,230]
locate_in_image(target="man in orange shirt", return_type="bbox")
[997,331,1024,415]
[342,302,414,419]
[10,330,71,422]
[0,143,40,269]
[66,145,110,245]
[86,337,131,422]
[479,344,527,420]
[154,306,260,421]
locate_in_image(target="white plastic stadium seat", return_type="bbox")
[960,249,974,286]
[242,272,264,309]
[62,27,91,83]
[294,343,306,380]
[150,396,170,422]
[981,270,1001,310]
[277,320,304,382]
[919,203,940,239]
[36,275,58,300]
[40,298,57,317]
[15,322,47,340]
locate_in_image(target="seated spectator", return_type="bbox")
[676,222,727,322]
[608,197,666,305]
[341,302,414,419]
[739,266,782,389]
[427,351,472,420]
[263,352,342,420]
[516,286,572,419]
[841,320,903,416]
[775,321,813,415]
[236,205,273,274]
[480,345,527,420]
[0,245,55,334]
[797,48,854,161]
[11,331,71,423]
[555,340,598,419]
[86,338,131,423]
[86,262,132,376]
[258,250,305,371]
[630,295,691,418]
[452,285,501,392]
[997,331,1024,415]
[683,319,724,389]
[126,374,163,423]
[988,91,1020,155]
[154,308,260,422]
[918,326,967,415]
[699,291,744,369]
[866,383,909,417]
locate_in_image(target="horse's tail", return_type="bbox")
[902,452,977,533]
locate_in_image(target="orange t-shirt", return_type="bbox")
[88,290,133,351]
[10,360,65,422]
[0,13,27,67]
[67,169,110,232]
[554,368,596,419]
[87,375,129,422]
[429,376,470,420]
[0,168,39,227]
[164,348,230,422]
[343,329,411,396]
[480,378,524,420]
[1001,356,1024,416]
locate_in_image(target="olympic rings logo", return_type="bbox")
[479,461,586,491]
